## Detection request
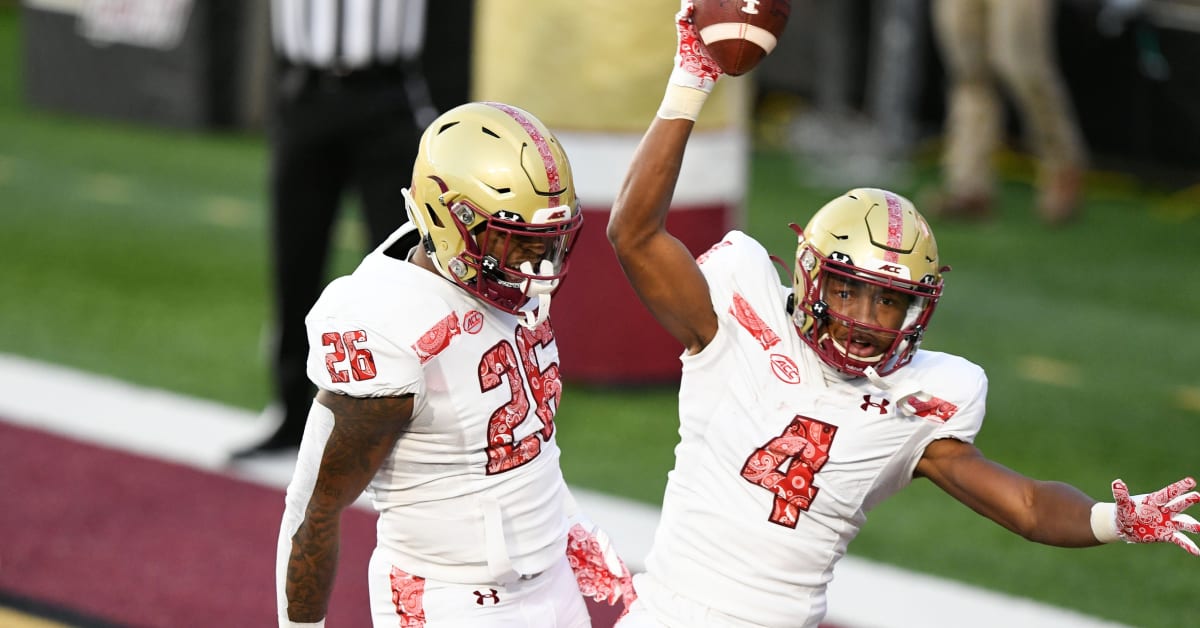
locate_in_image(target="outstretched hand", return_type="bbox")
[670,0,723,93]
[1112,477,1200,555]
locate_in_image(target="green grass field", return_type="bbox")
[2,6,1198,627]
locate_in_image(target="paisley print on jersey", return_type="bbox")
[389,566,427,627]
[412,312,462,364]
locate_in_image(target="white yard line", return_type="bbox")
[0,352,1129,628]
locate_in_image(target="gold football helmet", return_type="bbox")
[403,102,582,327]
[791,188,945,377]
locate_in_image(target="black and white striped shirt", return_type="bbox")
[271,0,427,70]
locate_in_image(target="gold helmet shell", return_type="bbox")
[792,188,944,376]
[403,102,582,324]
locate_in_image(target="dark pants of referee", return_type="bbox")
[243,63,422,455]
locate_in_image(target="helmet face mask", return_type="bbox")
[791,189,944,377]
[452,200,580,314]
[403,102,583,326]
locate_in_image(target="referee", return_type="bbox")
[238,0,442,457]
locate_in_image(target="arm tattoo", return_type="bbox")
[285,392,414,621]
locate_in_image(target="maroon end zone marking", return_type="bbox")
[0,422,631,628]
[0,421,376,627]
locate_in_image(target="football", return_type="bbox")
[692,0,791,76]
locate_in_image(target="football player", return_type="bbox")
[605,3,1200,627]
[276,102,634,627]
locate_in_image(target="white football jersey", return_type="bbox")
[635,231,987,628]
[285,226,571,586]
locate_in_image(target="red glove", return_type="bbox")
[669,0,723,93]
[1094,477,1200,555]
[566,520,636,611]
[562,490,637,616]
[659,0,723,120]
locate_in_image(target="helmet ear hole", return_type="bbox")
[425,204,444,228]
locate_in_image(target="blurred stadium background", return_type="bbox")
[1,0,1198,626]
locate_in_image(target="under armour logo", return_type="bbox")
[861,395,889,414]
[474,589,500,606]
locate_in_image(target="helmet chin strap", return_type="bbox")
[517,260,559,328]
[863,365,887,388]
[862,364,935,419]
[519,294,550,328]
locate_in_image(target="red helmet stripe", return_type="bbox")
[883,191,903,263]
[485,102,563,206]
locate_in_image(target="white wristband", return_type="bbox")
[657,82,710,121]
[1090,502,1121,544]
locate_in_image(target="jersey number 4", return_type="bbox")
[740,415,838,528]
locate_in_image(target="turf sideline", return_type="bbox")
[0,352,1130,628]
